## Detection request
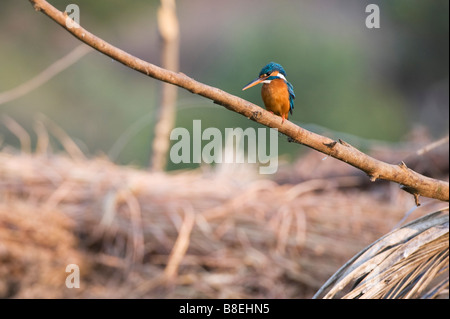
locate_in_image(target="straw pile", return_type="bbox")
[0,138,448,298]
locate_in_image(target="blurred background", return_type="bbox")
[1,0,448,169]
[0,1,449,300]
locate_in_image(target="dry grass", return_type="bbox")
[0,136,448,298]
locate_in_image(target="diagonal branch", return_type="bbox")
[27,0,449,204]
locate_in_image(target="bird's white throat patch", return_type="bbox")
[263,73,287,84]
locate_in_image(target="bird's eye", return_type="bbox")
[265,72,271,77]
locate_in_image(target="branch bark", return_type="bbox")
[28,0,449,203]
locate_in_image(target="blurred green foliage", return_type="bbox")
[0,1,448,170]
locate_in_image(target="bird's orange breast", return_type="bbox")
[261,79,291,120]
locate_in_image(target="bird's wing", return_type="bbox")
[286,81,295,114]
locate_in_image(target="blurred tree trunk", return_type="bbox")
[150,0,179,171]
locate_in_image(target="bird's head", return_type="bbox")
[242,62,287,91]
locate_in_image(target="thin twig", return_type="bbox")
[415,136,449,156]
[0,44,92,105]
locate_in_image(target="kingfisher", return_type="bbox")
[242,62,295,124]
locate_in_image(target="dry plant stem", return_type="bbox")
[2,115,32,153]
[164,208,196,280]
[0,44,92,105]
[28,0,449,203]
[151,0,180,171]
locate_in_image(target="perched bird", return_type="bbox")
[242,62,295,124]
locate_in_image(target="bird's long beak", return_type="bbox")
[242,76,268,91]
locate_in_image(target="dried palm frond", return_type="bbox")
[314,209,449,299]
